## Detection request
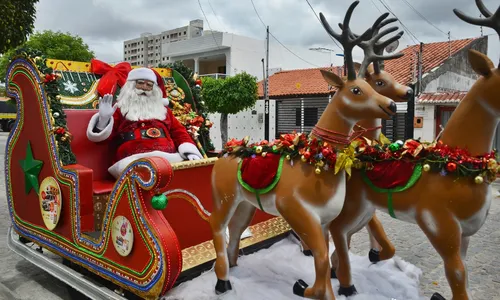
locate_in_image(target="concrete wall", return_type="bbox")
[413,36,488,140]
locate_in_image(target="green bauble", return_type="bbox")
[388,143,400,152]
[152,194,168,210]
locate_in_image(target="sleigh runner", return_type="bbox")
[5,53,291,300]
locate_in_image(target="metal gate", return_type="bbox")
[275,97,329,138]
[382,92,415,142]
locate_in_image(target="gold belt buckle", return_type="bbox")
[145,128,162,138]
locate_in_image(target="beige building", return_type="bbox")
[123,19,204,67]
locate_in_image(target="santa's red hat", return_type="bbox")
[127,68,168,104]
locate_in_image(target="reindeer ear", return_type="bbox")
[468,50,493,77]
[320,70,344,88]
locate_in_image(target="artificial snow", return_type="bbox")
[162,235,426,300]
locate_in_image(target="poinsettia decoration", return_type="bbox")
[221,132,359,176]
[354,134,499,184]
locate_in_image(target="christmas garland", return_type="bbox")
[221,132,500,184]
[11,48,77,165]
[222,132,359,177]
[354,135,499,184]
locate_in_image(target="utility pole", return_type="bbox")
[264,26,270,141]
[480,14,484,36]
[417,42,424,95]
[448,31,451,58]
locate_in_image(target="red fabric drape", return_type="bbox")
[365,160,415,189]
[90,59,132,97]
[240,153,281,190]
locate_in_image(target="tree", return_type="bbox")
[1,30,95,81]
[201,72,258,146]
[0,0,39,54]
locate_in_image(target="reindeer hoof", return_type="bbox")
[215,279,232,294]
[430,292,446,300]
[293,279,308,297]
[369,249,381,263]
[302,249,313,256]
[338,285,357,297]
[331,268,337,279]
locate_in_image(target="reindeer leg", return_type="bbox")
[416,210,470,300]
[226,201,257,267]
[330,229,357,296]
[366,214,395,263]
[329,225,353,279]
[277,199,335,300]
[209,194,239,294]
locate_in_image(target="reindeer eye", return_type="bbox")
[351,87,362,95]
[376,80,385,87]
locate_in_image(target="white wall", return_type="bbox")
[413,104,435,141]
[208,100,276,150]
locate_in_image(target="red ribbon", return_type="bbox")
[90,59,132,97]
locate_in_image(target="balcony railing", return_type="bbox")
[198,73,229,80]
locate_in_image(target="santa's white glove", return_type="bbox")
[187,154,200,161]
[96,94,117,130]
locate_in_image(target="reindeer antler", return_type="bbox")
[342,13,405,76]
[319,0,373,81]
[453,0,500,44]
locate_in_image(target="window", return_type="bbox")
[184,31,186,35]
[163,36,165,39]
[295,107,318,127]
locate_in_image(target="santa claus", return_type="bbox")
[87,67,204,178]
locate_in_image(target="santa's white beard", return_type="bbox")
[117,81,167,121]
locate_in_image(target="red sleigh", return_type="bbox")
[5,55,290,299]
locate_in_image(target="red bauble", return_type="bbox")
[322,148,330,157]
[195,79,202,85]
[303,151,311,159]
[446,162,457,172]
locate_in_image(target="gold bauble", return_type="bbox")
[423,164,431,172]
[286,155,291,160]
[255,146,263,153]
[301,155,307,162]
[474,176,484,184]
[317,160,325,167]
[262,152,267,157]
[61,136,67,142]
[315,168,322,175]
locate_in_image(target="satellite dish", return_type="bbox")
[385,40,399,54]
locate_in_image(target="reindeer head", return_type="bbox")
[351,14,413,102]
[454,0,500,112]
[319,1,397,121]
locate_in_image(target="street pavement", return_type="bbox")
[0,131,498,299]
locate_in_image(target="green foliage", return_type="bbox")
[201,72,258,115]
[1,30,95,81]
[0,0,39,54]
[159,61,215,152]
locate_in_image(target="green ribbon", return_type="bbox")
[237,156,285,212]
[361,164,423,219]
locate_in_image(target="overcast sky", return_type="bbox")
[33,0,499,67]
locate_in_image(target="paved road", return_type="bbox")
[0,131,498,299]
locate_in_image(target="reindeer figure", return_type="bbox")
[208,2,397,299]
[325,1,500,299]
[299,15,414,277]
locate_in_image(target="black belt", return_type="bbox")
[117,128,166,144]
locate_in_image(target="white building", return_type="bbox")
[161,31,336,81]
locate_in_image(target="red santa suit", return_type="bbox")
[86,67,203,178]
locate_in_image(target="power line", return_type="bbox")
[303,0,343,51]
[197,0,234,70]
[398,0,453,39]
[249,0,320,67]
[207,0,226,32]
[369,0,412,46]
[377,0,421,45]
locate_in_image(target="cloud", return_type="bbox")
[33,0,499,65]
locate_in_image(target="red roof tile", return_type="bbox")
[259,37,479,98]
[418,91,468,104]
